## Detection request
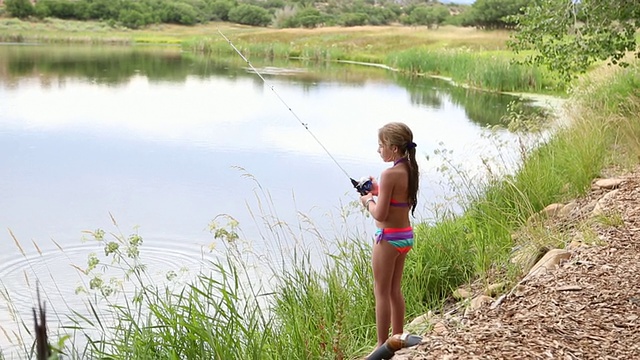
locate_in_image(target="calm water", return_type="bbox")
[0,43,537,354]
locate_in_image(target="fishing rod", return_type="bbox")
[217,29,371,195]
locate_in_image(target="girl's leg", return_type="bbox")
[390,252,408,335]
[371,240,400,346]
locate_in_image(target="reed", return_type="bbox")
[388,48,559,93]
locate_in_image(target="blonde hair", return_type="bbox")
[378,122,419,216]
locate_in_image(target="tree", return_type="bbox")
[228,4,272,26]
[509,0,640,83]
[469,0,528,29]
[295,8,324,28]
[5,0,35,18]
[404,4,449,28]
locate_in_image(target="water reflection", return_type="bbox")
[0,44,537,129]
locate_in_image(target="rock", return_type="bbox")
[540,203,565,218]
[432,321,447,334]
[525,248,571,278]
[594,178,624,189]
[484,282,505,297]
[559,200,579,217]
[567,239,585,250]
[592,189,620,216]
[511,243,548,273]
[409,311,434,328]
[513,284,527,297]
[469,295,493,310]
[452,287,472,300]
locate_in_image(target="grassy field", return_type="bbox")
[0,18,512,49]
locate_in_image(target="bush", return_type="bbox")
[119,9,147,29]
[37,0,77,20]
[296,8,324,28]
[85,0,119,21]
[208,0,234,21]
[228,4,272,26]
[159,1,198,25]
[338,12,367,27]
[5,0,35,18]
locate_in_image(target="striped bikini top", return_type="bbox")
[390,198,410,207]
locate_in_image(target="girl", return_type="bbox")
[360,122,419,357]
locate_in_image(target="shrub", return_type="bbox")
[228,4,272,26]
[208,0,235,21]
[159,1,198,25]
[5,0,35,19]
[338,12,367,27]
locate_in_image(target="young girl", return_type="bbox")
[359,122,419,357]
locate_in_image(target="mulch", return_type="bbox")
[400,167,640,359]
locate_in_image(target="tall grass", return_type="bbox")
[389,48,560,93]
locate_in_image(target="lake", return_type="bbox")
[0,43,543,355]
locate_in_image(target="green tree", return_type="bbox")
[469,0,528,29]
[405,4,449,28]
[37,0,78,19]
[509,0,640,83]
[5,0,35,18]
[228,4,272,26]
[208,0,235,21]
[338,12,367,26]
[159,1,198,25]
[84,0,120,21]
[295,7,324,28]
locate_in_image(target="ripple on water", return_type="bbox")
[0,236,217,353]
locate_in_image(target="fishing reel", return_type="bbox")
[351,177,373,196]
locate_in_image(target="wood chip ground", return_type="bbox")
[398,167,640,360]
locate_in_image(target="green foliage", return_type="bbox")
[208,0,235,21]
[467,0,528,29]
[403,4,449,28]
[36,0,77,19]
[85,0,120,20]
[5,0,35,19]
[338,12,368,27]
[228,4,272,26]
[509,0,640,83]
[390,48,553,93]
[159,1,199,25]
[295,7,324,28]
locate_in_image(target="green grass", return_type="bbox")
[388,47,561,93]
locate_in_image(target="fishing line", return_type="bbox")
[218,29,370,194]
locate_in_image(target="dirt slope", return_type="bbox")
[399,167,640,360]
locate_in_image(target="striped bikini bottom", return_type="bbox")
[375,227,414,254]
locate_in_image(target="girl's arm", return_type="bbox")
[365,169,395,222]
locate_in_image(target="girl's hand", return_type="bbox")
[360,193,374,207]
[369,176,379,196]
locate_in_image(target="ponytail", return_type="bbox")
[407,147,419,216]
